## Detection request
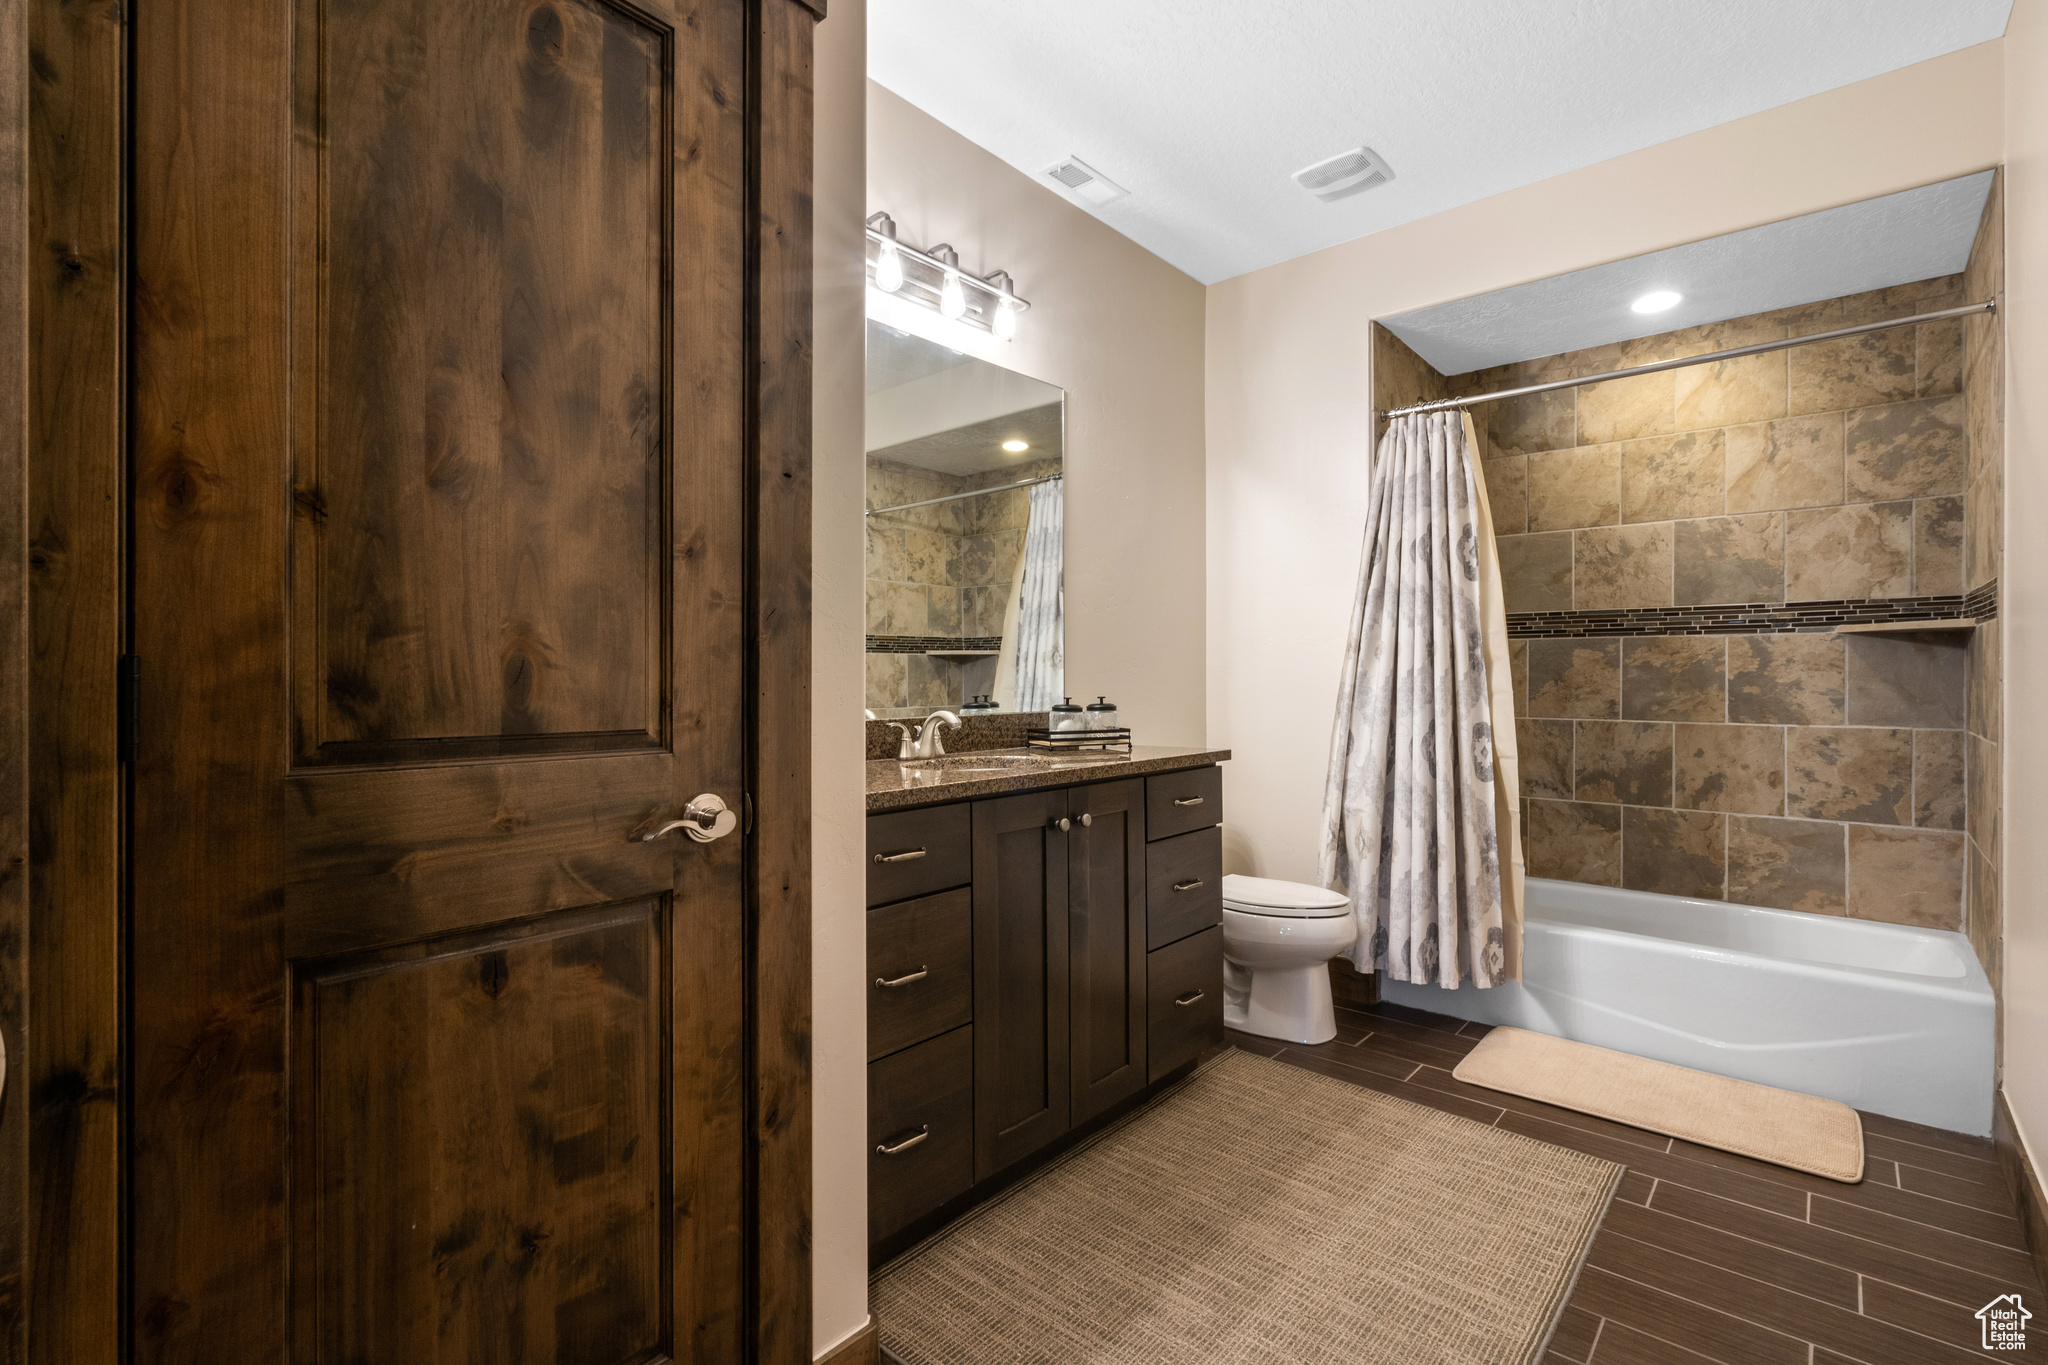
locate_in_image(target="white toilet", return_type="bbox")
[1220,874,1358,1045]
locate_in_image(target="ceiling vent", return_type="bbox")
[1043,155,1129,206]
[1294,146,1395,202]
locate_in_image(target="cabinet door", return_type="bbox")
[1068,780,1147,1125]
[972,789,1072,1179]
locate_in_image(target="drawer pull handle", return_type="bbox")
[875,967,928,990]
[876,1126,930,1156]
[873,848,927,864]
[1172,796,1205,807]
[1173,879,1205,893]
[1174,989,1207,1007]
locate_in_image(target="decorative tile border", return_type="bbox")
[1508,582,1996,639]
[866,634,1003,654]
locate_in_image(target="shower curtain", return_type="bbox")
[1318,411,1524,988]
[1010,476,1064,713]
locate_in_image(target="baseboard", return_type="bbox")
[1328,957,1379,1010]
[1994,1090,2048,1295]
[816,1318,878,1365]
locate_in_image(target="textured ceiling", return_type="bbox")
[869,0,2012,284]
[1384,172,1994,374]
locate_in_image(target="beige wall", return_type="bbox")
[812,0,869,1354]
[1205,41,2005,900]
[869,81,1209,743]
[2000,5,2048,1186]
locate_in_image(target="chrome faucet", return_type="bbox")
[912,710,962,759]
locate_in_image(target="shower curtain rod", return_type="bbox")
[865,471,1062,517]
[1378,299,1995,419]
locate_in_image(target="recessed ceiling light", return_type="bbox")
[1001,440,1029,453]
[1631,290,1684,314]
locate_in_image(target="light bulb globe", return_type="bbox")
[939,270,967,320]
[992,298,1018,341]
[874,241,903,293]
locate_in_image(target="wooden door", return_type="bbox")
[971,789,1071,1180]
[124,0,785,1357]
[1067,779,1147,1125]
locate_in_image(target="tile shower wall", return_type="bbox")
[864,455,1059,717]
[1442,269,1998,933]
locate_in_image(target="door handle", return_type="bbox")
[873,847,927,864]
[637,795,738,844]
[1173,796,1205,807]
[875,967,928,989]
[1174,989,1206,1007]
[1172,879,1205,893]
[876,1125,929,1156]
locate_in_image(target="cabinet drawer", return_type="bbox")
[869,1024,975,1244]
[1148,926,1223,1083]
[1146,825,1223,951]
[867,802,972,907]
[1146,766,1222,841]
[868,888,973,1062]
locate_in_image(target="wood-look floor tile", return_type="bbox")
[1360,998,1473,1036]
[1587,1320,1729,1365]
[1495,1110,1809,1218]
[1409,1063,1673,1152]
[1815,1180,2026,1248]
[1897,1160,2027,1213]
[1569,1265,1806,1365]
[1546,1305,1601,1362]
[1346,1027,1471,1070]
[1456,1019,1494,1038]
[1588,1228,1987,1364]
[1862,1157,1898,1187]
[1810,1193,2044,1288]
[1601,1196,1860,1308]
[1309,1035,1419,1082]
[1220,1029,1285,1058]
[1269,1047,1506,1125]
[1857,1109,1997,1161]
[1614,1171,1655,1206]
[1669,1136,1876,1198]
[1860,1276,2000,1355]
[1650,1181,2034,1311]
[1863,1132,2004,1185]
[1339,1007,1483,1058]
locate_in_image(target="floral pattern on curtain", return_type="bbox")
[1318,411,1519,988]
[1012,475,1064,712]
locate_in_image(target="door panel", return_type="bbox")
[292,901,663,1363]
[1068,779,1146,1125]
[971,790,1070,1179]
[129,0,750,1356]
[290,0,672,765]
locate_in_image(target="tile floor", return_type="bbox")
[1227,1001,2043,1365]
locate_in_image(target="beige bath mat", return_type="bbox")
[873,1048,1620,1365]
[1453,1027,1864,1182]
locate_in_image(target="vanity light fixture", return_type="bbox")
[865,211,1032,338]
[1631,289,1684,314]
[1002,440,1030,452]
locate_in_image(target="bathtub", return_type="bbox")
[1380,878,1996,1135]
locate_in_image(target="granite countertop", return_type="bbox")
[866,745,1231,813]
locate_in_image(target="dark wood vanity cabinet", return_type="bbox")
[866,762,1224,1251]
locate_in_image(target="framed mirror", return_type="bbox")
[865,320,1065,719]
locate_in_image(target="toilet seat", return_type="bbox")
[1221,873,1351,919]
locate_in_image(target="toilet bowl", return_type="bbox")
[1219,874,1357,1045]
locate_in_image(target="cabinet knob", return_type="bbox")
[1052,816,1071,832]
[1079,813,1092,827]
